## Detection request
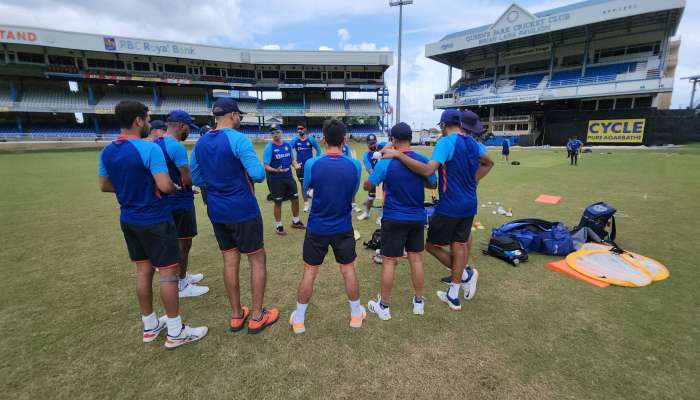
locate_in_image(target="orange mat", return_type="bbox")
[545,259,609,288]
[535,194,562,204]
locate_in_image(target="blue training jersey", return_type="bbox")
[362,142,387,172]
[570,139,583,151]
[431,132,486,218]
[263,141,294,179]
[155,135,194,211]
[98,135,171,225]
[190,128,265,224]
[290,136,322,165]
[341,143,352,157]
[368,150,437,222]
[303,152,362,235]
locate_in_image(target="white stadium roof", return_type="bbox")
[426,0,685,63]
[0,24,393,67]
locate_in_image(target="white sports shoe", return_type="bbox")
[179,283,210,298]
[353,205,362,213]
[367,297,391,321]
[375,217,382,226]
[462,268,479,300]
[164,325,208,350]
[357,211,369,221]
[412,297,425,315]
[185,273,204,284]
[142,316,167,343]
[436,290,462,311]
[303,203,310,213]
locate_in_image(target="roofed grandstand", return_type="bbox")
[426,0,685,145]
[0,25,392,141]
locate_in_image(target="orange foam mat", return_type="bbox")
[535,194,562,204]
[545,259,609,288]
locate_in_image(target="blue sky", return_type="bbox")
[1,0,698,128]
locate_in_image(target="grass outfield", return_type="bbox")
[1,143,698,399]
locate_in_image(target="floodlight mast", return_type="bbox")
[390,0,412,125]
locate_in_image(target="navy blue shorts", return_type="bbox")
[172,207,197,239]
[427,213,473,246]
[121,221,179,268]
[303,230,356,266]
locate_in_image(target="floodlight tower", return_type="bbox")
[390,0,412,124]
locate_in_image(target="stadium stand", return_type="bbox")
[347,99,381,115]
[308,99,345,113]
[0,87,14,106]
[262,99,304,112]
[19,88,90,111]
[159,95,208,114]
[96,90,155,109]
[29,124,95,138]
[0,123,22,139]
[347,124,381,138]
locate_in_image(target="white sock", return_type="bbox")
[305,201,310,207]
[294,302,308,323]
[178,279,188,291]
[448,283,460,299]
[351,203,357,209]
[292,216,300,224]
[275,221,282,228]
[349,299,363,316]
[166,315,183,337]
[142,312,158,331]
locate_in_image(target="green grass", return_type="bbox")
[1,144,699,399]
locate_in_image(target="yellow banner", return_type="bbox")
[587,119,645,143]
[305,112,345,117]
[0,106,9,112]
[94,108,114,115]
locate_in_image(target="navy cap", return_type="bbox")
[390,122,412,140]
[460,110,484,135]
[212,97,247,116]
[269,124,282,133]
[166,110,199,129]
[367,133,378,144]
[150,120,166,131]
[439,109,462,126]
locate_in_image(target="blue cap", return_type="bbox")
[439,109,462,126]
[367,133,378,144]
[212,97,247,116]
[390,122,412,140]
[460,110,484,135]
[166,110,199,129]
[150,120,166,131]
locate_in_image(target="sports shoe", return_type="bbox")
[367,297,391,321]
[436,290,462,311]
[229,306,250,333]
[289,311,306,334]
[290,220,306,230]
[179,283,210,298]
[350,305,367,328]
[462,268,479,300]
[353,205,362,213]
[357,211,369,221]
[375,217,382,226]
[142,316,167,343]
[164,325,208,350]
[248,308,279,334]
[412,297,425,315]
[185,273,204,284]
[275,225,286,236]
[303,203,310,213]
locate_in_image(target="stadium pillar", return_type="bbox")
[548,39,556,80]
[9,82,17,101]
[15,115,22,132]
[86,83,95,105]
[152,87,159,108]
[447,66,452,89]
[93,119,100,135]
[581,27,591,78]
[204,89,210,108]
[493,50,500,93]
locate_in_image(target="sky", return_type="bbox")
[1,0,698,128]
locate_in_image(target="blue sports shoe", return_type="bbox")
[436,290,461,311]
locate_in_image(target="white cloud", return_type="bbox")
[261,44,281,50]
[318,46,334,51]
[343,42,390,52]
[337,28,351,41]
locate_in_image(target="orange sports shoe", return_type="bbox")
[247,308,279,334]
[350,305,367,329]
[229,306,250,333]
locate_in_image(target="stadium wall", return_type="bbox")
[541,109,700,146]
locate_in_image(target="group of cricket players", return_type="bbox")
[98,98,493,349]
